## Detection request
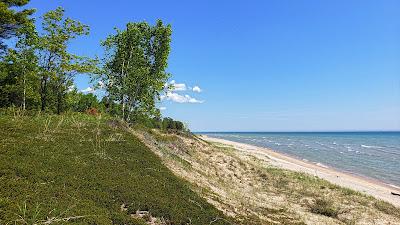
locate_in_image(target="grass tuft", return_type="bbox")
[310,198,339,218]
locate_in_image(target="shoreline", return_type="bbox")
[200,135,400,207]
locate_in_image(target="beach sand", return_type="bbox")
[201,135,400,208]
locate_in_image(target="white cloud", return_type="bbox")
[192,86,202,93]
[98,81,105,89]
[163,92,204,104]
[159,107,167,111]
[80,87,95,94]
[67,85,75,93]
[169,80,186,91]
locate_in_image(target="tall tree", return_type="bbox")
[0,0,34,52]
[14,18,39,110]
[37,7,97,113]
[0,19,39,109]
[102,20,172,121]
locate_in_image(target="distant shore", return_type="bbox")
[200,135,400,207]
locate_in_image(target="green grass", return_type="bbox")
[0,113,232,224]
[309,198,339,218]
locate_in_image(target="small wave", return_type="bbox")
[316,163,329,168]
[361,144,384,149]
[389,184,400,189]
[274,142,281,146]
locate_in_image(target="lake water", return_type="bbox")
[200,132,400,187]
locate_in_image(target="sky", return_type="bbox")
[25,0,400,131]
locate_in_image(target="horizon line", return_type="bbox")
[193,130,400,133]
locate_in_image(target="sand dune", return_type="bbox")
[201,135,400,208]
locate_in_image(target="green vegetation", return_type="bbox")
[373,200,400,218]
[309,198,339,218]
[161,117,187,132]
[0,112,232,224]
[101,20,171,122]
[1,6,98,113]
[36,7,97,113]
[0,0,35,52]
[0,2,187,130]
[134,131,400,224]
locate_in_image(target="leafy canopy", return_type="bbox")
[0,0,35,52]
[102,20,172,121]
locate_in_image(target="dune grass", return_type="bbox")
[133,130,400,224]
[0,112,232,224]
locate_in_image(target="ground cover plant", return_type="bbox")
[0,112,232,224]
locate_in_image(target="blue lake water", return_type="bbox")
[199,132,400,187]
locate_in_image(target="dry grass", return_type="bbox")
[133,129,400,225]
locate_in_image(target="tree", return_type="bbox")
[36,7,97,113]
[65,88,99,112]
[160,117,187,132]
[0,0,35,52]
[102,20,172,121]
[0,20,39,109]
[13,18,39,110]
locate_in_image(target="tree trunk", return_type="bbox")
[123,46,134,121]
[23,73,26,111]
[57,89,62,114]
[41,54,53,111]
[22,54,26,110]
[121,57,126,121]
[40,76,47,111]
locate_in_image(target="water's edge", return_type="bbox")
[198,132,400,187]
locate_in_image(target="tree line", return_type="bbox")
[0,0,188,132]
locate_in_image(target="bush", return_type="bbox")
[85,107,99,116]
[162,117,187,132]
[310,198,339,218]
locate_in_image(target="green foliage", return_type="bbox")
[36,7,98,113]
[0,114,231,224]
[101,20,172,121]
[66,89,101,112]
[0,18,40,109]
[310,198,339,218]
[374,200,400,217]
[0,6,175,129]
[0,0,35,52]
[161,117,187,132]
[0,6,98,114]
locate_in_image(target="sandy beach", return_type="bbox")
[201,135,400,208]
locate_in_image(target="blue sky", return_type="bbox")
[26,0,399,131]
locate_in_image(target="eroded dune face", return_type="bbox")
[133,129,400,225]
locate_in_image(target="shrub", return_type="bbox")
[85,107,99,116]
[310,198,339,218]
[374,200,400,217]
[161,117,187,132]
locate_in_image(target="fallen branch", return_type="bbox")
[391,192,400,196]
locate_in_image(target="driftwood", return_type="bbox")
[391,192,400,196]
